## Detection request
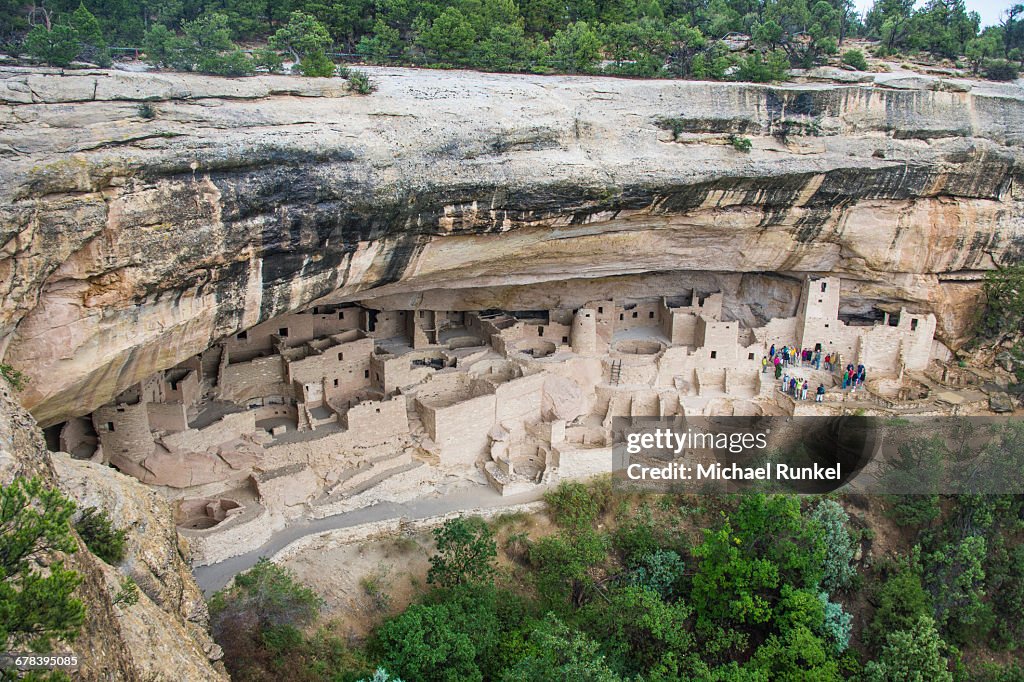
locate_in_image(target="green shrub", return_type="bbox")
[0,363,27,391]
[734,49,789,82]
[544,480,606,529]
[113,576,140,607]
[866,570,932,648]
[23,24,81,67]
[74,507,127,565]
[809,499,857,593]
[427,516,497,588]
[728,134,752,152]
[253,47,284,73]
[529,529,609,611]
[983,59,1020,81]
[988,540,1024,649]
[198,50,254,76]
[347,69,377,94]
[863,616,953,682]
[922,534,987,637]
[656,117,687,140]
[626,549,686,600]
[842,49,868,71]
[137,102,157,119]
[210,558,322,633]
[298,49,336,77]
[373,585,506,682]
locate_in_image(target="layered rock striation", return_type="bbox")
[1,65,1022,425]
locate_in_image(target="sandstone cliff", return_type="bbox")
[0,381,227,680]
[0,65,1021,425]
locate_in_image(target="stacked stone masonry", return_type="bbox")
[50,273,988,548]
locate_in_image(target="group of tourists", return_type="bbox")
[778,371,826,402]
[762,343,837,378]
[841,363,867,390]
[760,342,835,403]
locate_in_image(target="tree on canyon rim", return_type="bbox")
[0,477,86,653]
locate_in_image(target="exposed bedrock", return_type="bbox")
[1,66,1022,425]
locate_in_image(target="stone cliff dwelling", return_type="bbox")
[49,275,984,560]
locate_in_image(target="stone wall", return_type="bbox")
[288,337,374,404]
[161,412,256,453]
[614,301,663,331]
[225,309,360,357]
[146,402,188,433]
[422,392,497,464]
[372,350,442,394]
[92,401,153,465]
[344,397,410,443]
[164,370,201,408]
[219,355,289,402]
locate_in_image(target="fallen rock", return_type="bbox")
[989,392,1015,413]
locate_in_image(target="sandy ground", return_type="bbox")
[282,529,436,640]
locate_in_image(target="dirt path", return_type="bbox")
[192,482,546,595]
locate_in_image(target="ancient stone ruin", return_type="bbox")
[46,274,973,560]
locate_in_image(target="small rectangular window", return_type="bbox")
[338,352,344,361]
[632,312,638,319]
[710,351,717,359]
[333,379,339,387]
[562,336,569,343]
[107,422,115,431]
[821,282,827,292]
[598,306,603,313]
[237,330,248,340]
[339,312,344,319]
[279,328,289,337]
[619,314,624,321]
[364,370,370,378]
[538,327,544,336]
[748,353,755,360]
[911,319,918,331]
[649,311,655,319]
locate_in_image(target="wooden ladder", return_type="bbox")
[610,359,622,384]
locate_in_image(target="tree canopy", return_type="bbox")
[4,0,1020,82]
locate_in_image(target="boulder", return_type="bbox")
[989,392,1015,413]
